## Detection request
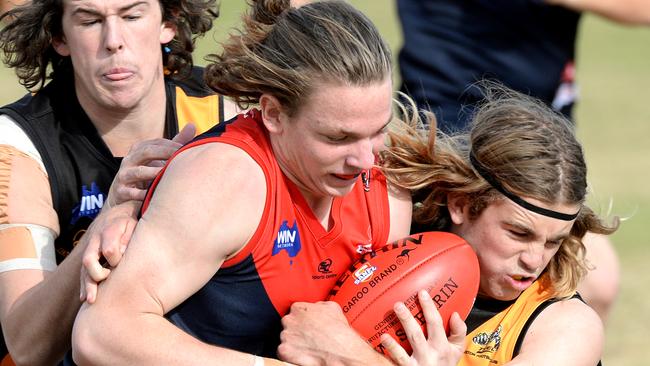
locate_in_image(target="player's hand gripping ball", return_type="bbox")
[327,232,479,355]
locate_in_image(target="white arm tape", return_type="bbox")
[0,223,57,273]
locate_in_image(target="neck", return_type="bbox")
[77,75,168,157]
[302,191,334,229]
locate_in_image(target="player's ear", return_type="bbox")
[259,94,287,134]
[447,193,470,225]
[52,36,70,57]
[160,21,176,44]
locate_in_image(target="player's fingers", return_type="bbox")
[100,221,127,267]
[172,123,196,145]
[418,289,445,346]
[147,159,167,168]
[119,217,137,255]
[84,273,100,304]
[393,301,428,350]
[111,185,148,206]
[83,253,111,283]
[380,333,410,366]
[79,267,87,302]
[124,140,182,166]
[447,312,467,348]
[120,166,163,185]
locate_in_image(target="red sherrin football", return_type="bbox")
[327,231,480,355]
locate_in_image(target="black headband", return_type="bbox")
[469,152,580,221]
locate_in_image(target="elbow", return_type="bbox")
[71,306,110,365]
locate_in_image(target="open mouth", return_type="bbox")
[509,274,536,286]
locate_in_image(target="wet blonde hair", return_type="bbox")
[205,0,392,115]
[382,85,618,298]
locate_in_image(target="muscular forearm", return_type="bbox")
[3,242,85,366]
[72,303,254,365]
[545,0,650,25]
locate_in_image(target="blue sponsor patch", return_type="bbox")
[272,220,302,258]
[71,182,105,225]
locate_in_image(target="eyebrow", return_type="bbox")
[71,1,149,17]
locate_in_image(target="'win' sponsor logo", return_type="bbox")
[272,220,302,261]
[71,182,105,225]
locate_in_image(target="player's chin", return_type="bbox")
[325,184,355,197]
[484,286,521,302]
[323,178,357,196]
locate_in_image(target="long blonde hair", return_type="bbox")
[383,85,618,298]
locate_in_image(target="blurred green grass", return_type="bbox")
[575,15,650,365]
[1,1,648,364]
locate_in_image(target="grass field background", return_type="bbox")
[1,1,648,364]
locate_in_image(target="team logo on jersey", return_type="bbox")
[472,325,502,354]
[272,220,302,261]
[312,258,338,280]
[71,182,105,225]
[318,258,333,274]
[353,262,377,285]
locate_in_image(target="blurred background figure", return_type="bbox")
[397,0,650,323]
[398,0,650,134]
[397,0,650,132]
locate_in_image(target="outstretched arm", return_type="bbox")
[72,143,268,365]
[545,0,650,25]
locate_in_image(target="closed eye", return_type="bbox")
[508,229,529,238]
[80,18,101,26]
[124,14,142,21]
[326,135,348,143]
[545,239,564,248]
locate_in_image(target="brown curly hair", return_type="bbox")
[0,0,218,91]
[382,84,619,298]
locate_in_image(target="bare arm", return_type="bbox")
[0,120,195,365]
[545,0,650,25]
[0,250,82,366]
[0,144,78,366]
[72,143,268,365]
[507,297,603,365]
